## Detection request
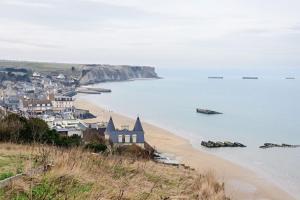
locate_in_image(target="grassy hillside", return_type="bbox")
[0,143,229,200]
[0,60,83,72]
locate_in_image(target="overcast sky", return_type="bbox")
[0,0,300,69]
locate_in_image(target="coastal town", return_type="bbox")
[1,0,299,198]
[0,63,181,164]
[1,67,146,147]
[1,68,95,138]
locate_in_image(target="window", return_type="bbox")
[125,135,130,143]
[118,135,123,143]
[132,134,137,143]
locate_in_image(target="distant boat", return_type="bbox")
[196,108,222,115]
[242,77,258,79]
[208,76,223,79]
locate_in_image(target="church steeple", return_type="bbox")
[106,116,115,132]
[133,117,144,132]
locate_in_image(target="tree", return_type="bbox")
[26,118,49,142]
[0,114,26,142]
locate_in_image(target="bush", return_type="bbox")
[24,118,49,142]
[55,135,82,148]
[0,114,27,142]
[42,129,60,145]
[114,145,151,159]
[0,114,51,143]
[84,143,107,153]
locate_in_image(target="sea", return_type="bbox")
[77,68,300,198]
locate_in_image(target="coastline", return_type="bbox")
[74,98,295,200]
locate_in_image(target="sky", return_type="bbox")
[0,0,300,69]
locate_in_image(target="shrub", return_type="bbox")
[55,135,82,148]
[0,114,27,142]
[114,144,152,159]
[84,143,107,153]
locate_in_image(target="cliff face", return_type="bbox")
[0,60,159,85]
[79,65,159,85]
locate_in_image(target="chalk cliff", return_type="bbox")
[79,65,158,85]
[0,60,159,85]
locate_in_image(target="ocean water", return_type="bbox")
[77,68,300,198]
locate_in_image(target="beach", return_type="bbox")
[75,99,295,200]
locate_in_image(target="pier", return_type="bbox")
[208,76,223,79]
[242,77,258,79]
[76,87,112,94]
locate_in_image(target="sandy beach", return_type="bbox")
[75,99,295,200]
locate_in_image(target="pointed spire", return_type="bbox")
[106,116,115,132]
[133,117,144,132]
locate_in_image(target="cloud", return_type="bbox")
[0,38,60,49]
[0,0,300,68]
[289,24,300,31]
[1,0,53,8]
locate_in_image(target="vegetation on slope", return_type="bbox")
[0,113,82,147]
[0,143,230,200]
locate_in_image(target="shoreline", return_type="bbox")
[74,98,295,200]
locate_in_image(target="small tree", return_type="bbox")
[26,118,49,142]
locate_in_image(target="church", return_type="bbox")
[105,117,145,148]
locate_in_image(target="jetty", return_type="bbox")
[201,141,246,148]
[208,76,223,79]
[259,143,300,149]
[196,109,222,115]
[242,77,258,79]
[76,87,112,94]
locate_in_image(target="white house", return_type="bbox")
[57,74,65,79]
[21,99,53,114]
[52,96,74,111]
[51,118,87,137]
[32,72,41,78]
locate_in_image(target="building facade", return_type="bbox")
[52,96,74,111]
[21,99,52,114]
[105,117,145,148]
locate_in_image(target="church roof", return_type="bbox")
[133,117,144,132]
[106,117,115,132]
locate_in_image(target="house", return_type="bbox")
[105,117,145,148]
[4,95,21,110]
[73,109,96,119]
[52,118,87,130]
[52,96,74,111]
[52,118,87,137]
[21,99,53,114]
[32,72,41,78]
[57,74,65,79]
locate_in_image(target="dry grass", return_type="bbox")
[0,143,230,200]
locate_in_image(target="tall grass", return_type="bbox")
[0,143,230,200]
